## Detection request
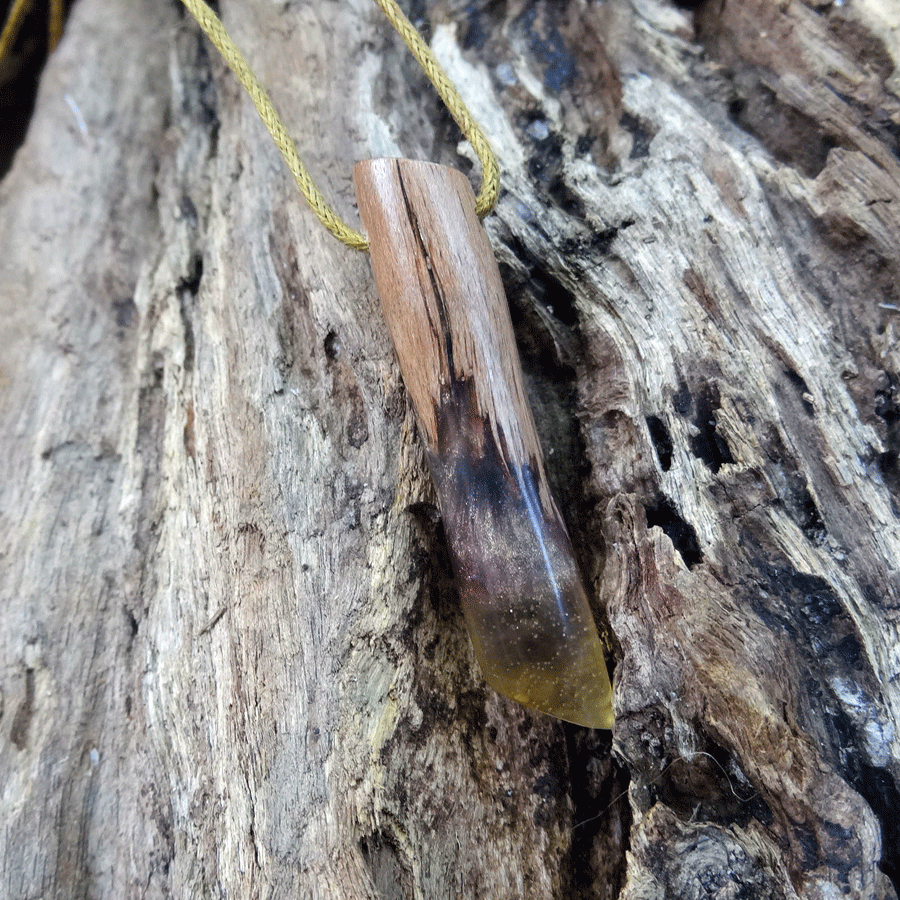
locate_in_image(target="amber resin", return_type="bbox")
[430,380,613,728]
[354,158,614,728]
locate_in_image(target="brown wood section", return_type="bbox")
[354,158,541,469]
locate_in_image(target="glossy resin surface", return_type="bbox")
[430,379,613,728]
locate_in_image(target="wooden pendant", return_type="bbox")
[354,158,613,729]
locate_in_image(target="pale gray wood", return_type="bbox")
[0,0,897,898]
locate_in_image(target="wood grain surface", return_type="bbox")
[354,159,541,469]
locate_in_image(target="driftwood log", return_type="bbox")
[1,0,898,898]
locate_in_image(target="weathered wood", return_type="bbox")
[0,0,898,898]
[355,157,614,728]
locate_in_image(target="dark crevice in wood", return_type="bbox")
[547,172,587,221]
[644,494,703,569]
[526,130,571,208]
[123,605,139,653]
[688,383,735,474]
[189,31,220,145]
[563,727,630,900]
[359,829,415,900]
[528,729,572,834]
[875,374,900,501]
[177,194,201,240]
[322,329,339,360]
[177,253,202,374]
[825,705,900,895]
[9,667,35,750]
[522,260,580,331]
[395,162,457,376]
[172,21,220,151]
[589,220,633,256]
[112,297,137,329]
[498,250,607,581]
[726,73,842,178]
[497,249,592,537]
[672,381,693,417]
[515,5,577,94]
[460,2,488,51]
[619,111,656,160]
[573,134,593,158]
[646,415,674,472]
[783,367,816,417]
[856,764,900,894]
[657,736,767,828]
[760,424,830,544]
[877,449,900,513]
[785,473,827,545]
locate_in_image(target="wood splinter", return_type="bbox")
[354,158,614,729]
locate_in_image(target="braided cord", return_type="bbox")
[178,0,500,250]
[0,0,86,79]
[0,0,34,64]
[374,0,499,218]
[47,0,63,52]
[180,0,370,249]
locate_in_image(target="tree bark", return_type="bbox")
[0,0,898,898]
